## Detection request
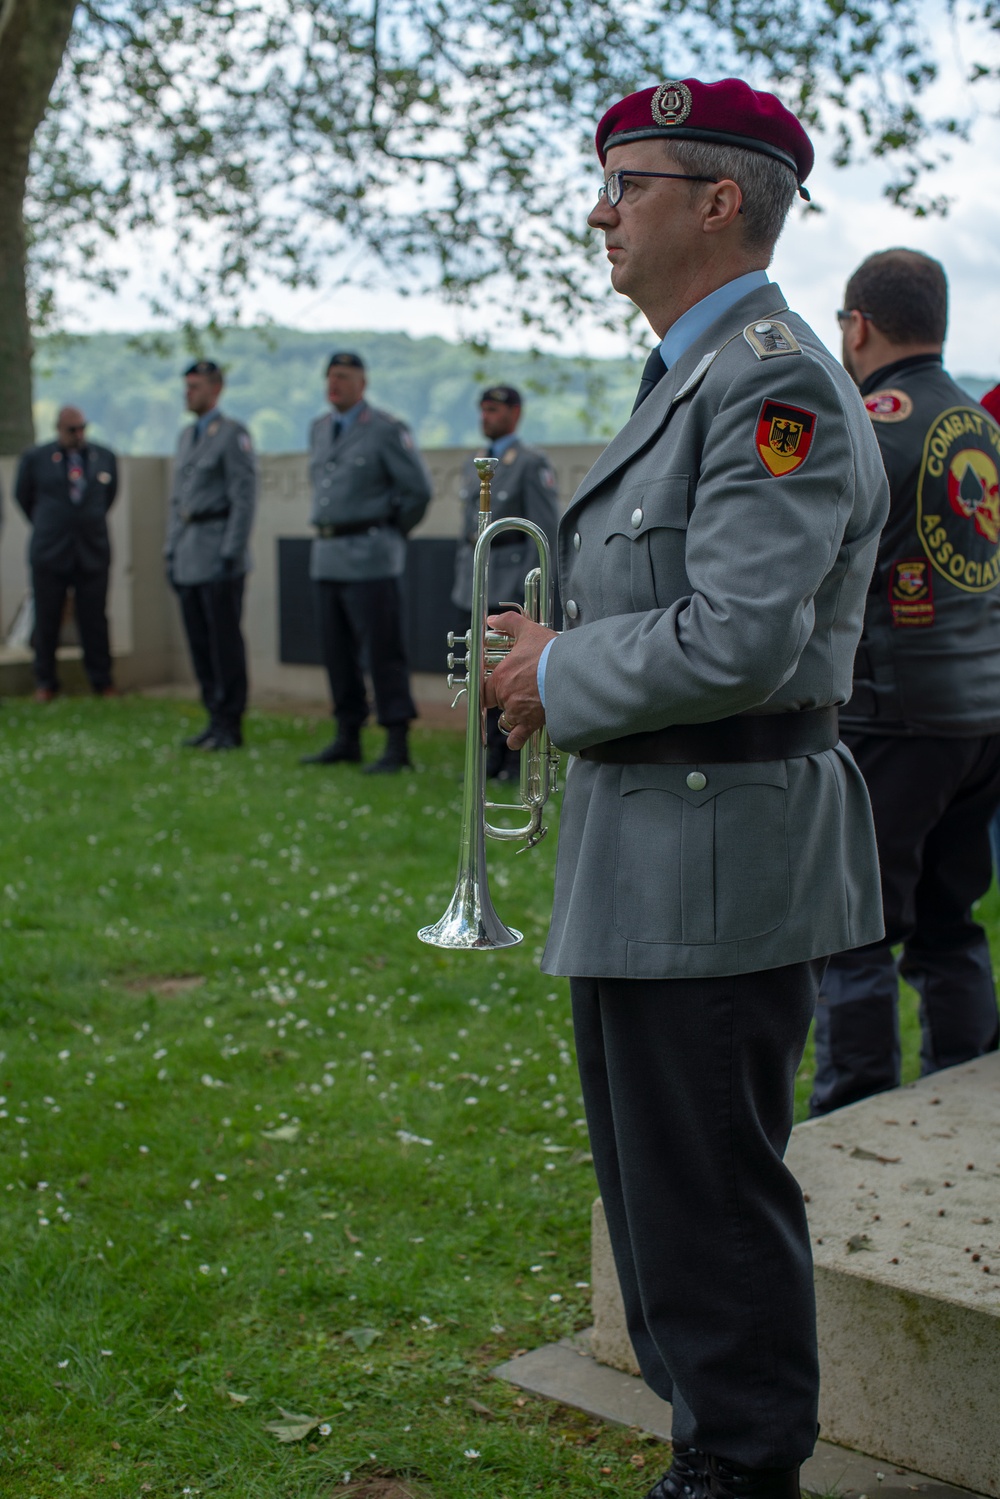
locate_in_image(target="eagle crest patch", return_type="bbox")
[755,400,816,477]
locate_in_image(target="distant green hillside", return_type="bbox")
[31,327,640,455]
[30,326,998,455]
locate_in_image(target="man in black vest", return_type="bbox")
[15,406,118,701]
[812,249,1000,1115]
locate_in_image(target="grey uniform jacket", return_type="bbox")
[308,402,432,583]
[540,284,890,981]
[165,413,257,586]
[451,440,560,611]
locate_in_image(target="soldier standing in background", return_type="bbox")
[451,385,559,779]
[165,360,257,751]
[812,250,1000,1115]
[15,405,118,701]
[300,352,432,774]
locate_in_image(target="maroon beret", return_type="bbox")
[596,79,814,198]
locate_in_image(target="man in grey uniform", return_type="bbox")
[452,384,559,777]
[165,360,257,750]
[486,79,888,1499]
[301,352,432,773]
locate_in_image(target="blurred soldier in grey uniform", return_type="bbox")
[486,80,888,1499]
[811,250,1000,1115]
[301,352,432,773]
[15,405,118,700]
[452,384,559,778]
[165,360,257,750]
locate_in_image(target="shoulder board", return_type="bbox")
[743,320,801,360]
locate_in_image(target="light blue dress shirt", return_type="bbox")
[193,407,219,441]
[331,398,365,436]
[536,270,771,705]
[489,432,518,460]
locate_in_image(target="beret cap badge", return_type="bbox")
[651,81,692,127]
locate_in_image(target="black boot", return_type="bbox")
[182,723,216,748]
[707,1455,801,1499]
[364,722,412,774]
[300,725,362,765]
[646,1443,709,1499]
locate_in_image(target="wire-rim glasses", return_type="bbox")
[598,169,719,207]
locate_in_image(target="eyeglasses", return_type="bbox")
[836,309,874,325]
[598,169,719,207]
[65,424,86,433]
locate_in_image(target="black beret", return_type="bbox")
[481,385,521,407]
[184,359,223,377]
[327,351,366,372]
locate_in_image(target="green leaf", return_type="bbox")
[343,1326,381,1352]
[264,1408,320,1443]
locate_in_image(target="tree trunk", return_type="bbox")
[0,0,77,455]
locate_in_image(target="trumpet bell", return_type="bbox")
[418,845,523,949]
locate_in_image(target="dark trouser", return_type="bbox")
[572,962,822,1469]
[32,565,112,692]
[315,577,416,730]
[175,576,248,733]
[812,732,1000,1116]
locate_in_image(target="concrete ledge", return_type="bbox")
[590,1055,1000,1496]
[493,1335,989,1499]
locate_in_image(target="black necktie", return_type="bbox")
[632,346,668,413]
[332,418,343,442]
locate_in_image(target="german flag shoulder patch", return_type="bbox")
[755,400,817,477]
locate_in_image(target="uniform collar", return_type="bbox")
[331,398,366,433]
[194,407,220,439]
[859,352,943,397]
[660,269,770,370]
[488,432,519,460]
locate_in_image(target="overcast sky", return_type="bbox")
[61,33,1000,378]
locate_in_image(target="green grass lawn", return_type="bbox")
[0,698,970,1498]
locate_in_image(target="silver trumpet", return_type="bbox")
[418,457,560,949]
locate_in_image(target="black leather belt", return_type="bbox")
[578,706,839,765]
[316,519,393,539]
[183,507,230,524]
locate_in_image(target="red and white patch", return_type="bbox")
[865,388,913,424]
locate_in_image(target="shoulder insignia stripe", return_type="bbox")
[744,319,801,360]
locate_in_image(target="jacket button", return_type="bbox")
[573,532,581,551]
[754,322,773,334]
[686,771,707,791]
[565,599,579,620]
[631,508,643,528]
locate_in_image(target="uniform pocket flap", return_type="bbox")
[620,759,788,806]
[604,475,689,541]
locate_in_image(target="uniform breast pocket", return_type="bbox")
[603,475,690,610]
[613,761,790,946]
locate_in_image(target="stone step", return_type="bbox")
[586,1053,1000,1496]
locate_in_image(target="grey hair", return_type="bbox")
[662,139,798,258]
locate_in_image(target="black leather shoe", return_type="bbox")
[300,737,362,765]
[202,730,243,751]
[182,725,215,748]
[647,1442,709,1499]
[363,725,411,774]
[707,1455,801,1499]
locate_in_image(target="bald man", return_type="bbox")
[15,407,119,700]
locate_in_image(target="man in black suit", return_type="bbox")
[15,406,119,701]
